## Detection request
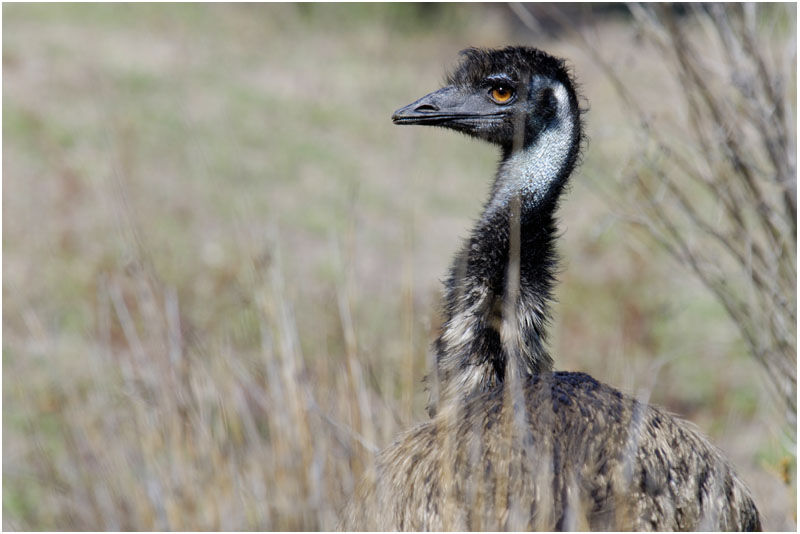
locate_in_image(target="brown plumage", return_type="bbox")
[341,372,760,530]
[340,47,760,531]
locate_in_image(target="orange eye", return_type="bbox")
[490,87,513,103]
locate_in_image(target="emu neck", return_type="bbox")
[490,98,575,221]
[431,84,578,414]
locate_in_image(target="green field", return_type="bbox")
[3,4,795,530]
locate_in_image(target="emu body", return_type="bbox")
[341,47,760,531]
[341,372,760,531]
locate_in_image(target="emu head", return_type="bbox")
[392,47,578,151]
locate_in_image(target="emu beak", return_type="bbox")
[392,86,498,125]
[392,86,459,124]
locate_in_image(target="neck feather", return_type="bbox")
[430,79,579,414]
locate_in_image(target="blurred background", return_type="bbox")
[3,3,796,530]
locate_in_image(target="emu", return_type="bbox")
[340,47,760,531]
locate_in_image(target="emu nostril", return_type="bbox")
[414,103,438,113]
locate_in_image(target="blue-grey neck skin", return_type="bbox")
[431,75,580,415]
[487,78,575,220]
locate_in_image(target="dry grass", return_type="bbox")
[3,4,795,530]
[556,3,797,432]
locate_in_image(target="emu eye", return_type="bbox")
[490,86,514,104]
